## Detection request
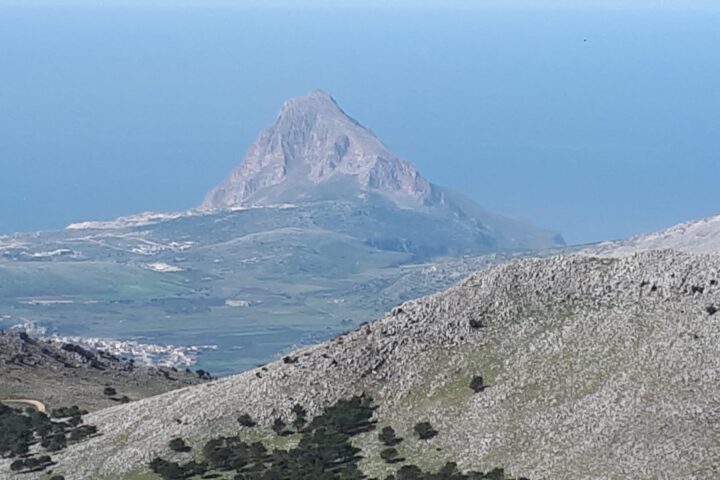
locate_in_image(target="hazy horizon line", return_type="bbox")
[2,0,720,10]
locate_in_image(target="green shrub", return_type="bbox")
[378,426,402,446]
[470,375,486,393]
[169,437,191,453]
[237,413,256,428]
[413,422,438,440]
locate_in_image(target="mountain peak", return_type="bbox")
[200,92,564,250]
[280,89,336,110]
[201,90,434,209]
[276,90,343,121]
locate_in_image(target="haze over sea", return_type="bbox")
[1,1,719,244]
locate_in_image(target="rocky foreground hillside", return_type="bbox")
[8,250,720,479]
[0,332,206,412]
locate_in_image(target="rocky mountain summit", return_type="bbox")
[0,331,207,412]
[28,250,720,479]
[201,90,563,250]
[202,90,434,209]
[587,213,720,255]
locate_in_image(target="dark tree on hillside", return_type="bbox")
[485,467,508,479]
[470,375,486,393]
[149,457,187,480]
[169,437,191,453]
[413,422,438,440]
[307,395,377,435]
[378,426,402,446]
[47,435,67,452]
[103,386,117,396]
[237,413,256,428]
[380,447,403,464]
[469,319,485,329]
[68,415,83,427]
[292,404,308,430]
[438,462,460,476]
[272,417,288,436]
[396,465,423,480]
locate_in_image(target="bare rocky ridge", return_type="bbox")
[201,90,563,250]
[0,331,207,413]
[24,250,720,479]
[586,213,720,255]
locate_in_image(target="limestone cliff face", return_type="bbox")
[202,90,435,209]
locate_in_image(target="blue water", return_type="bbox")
[1,4,719,243]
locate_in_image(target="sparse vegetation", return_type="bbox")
[148,395,524,480]
[21,253,720,479]
[0,403,96,475]
[8,455,54,473]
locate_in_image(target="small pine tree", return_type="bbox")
[68,415,83,427]
[378,426,402,446]
[485,467,507,480]
[438,462,460,476]
[413,422,438,440]
[380,447,403,464]
[10,460,25,472]
[271,417,287,436]
[469,319,484,329]
[237,413,256,427]
[47,435,67,452]
[396,465,423,480]
[470,375,486,393]
[291,404,307,431]
[168,437,191,453]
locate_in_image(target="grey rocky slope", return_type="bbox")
[0,331,206,412]
[22,250,720,479]
[202,90,563,250]
[586,213,720,255]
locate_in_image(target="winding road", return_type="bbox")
[1,399,47,413]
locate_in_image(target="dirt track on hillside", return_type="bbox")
[1,399,47,413]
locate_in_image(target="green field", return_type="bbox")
[0,203,527,375]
